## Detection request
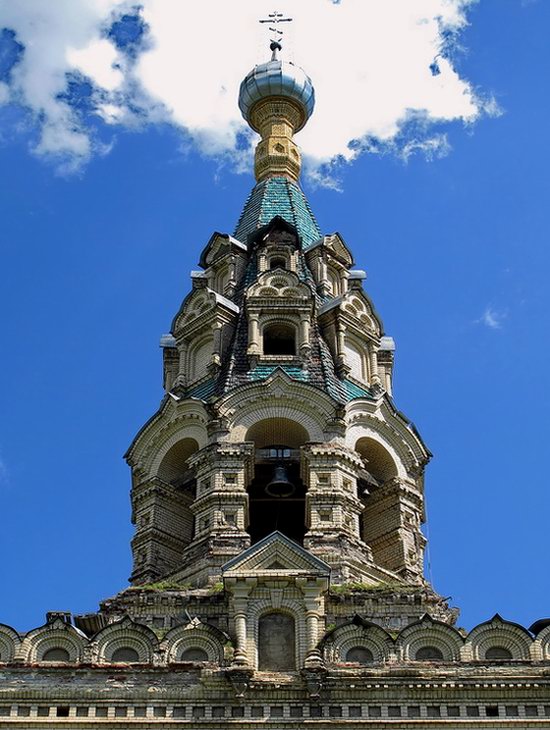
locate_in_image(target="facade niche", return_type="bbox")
[346,646,374,663]
[111,647,139,663]
[258,612,296,670]
[42,648,70,662]
[180,647,208,662]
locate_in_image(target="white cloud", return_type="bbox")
[0,0,497,178]
[478,306,506,330]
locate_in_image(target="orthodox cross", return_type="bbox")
[259,10,292,54]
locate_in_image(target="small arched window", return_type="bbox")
[269,257,287,270]
[42,647,70,662]
[263,323,296,356]
[111,647,140,663]
[415,646,444,661]
[485,646,512,661]
[180,647,209,662]
[345,646,374,663]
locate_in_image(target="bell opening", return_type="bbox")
[248,446,306,545]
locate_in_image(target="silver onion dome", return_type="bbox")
[238,44,315,133]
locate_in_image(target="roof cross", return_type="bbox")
[259,10,292,58]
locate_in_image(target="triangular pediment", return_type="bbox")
[222,531,330,577]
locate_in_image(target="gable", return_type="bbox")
[222,531,330,577]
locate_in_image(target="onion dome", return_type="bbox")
[238,42,315,133]
[238,42,315,183]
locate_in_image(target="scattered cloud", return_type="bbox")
[0,0,499,180]
[477,306,507,330]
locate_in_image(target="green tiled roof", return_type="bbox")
[234,177,321,249]
[342,379,372,400]
[248,365,310,383]
[187,378,216,400]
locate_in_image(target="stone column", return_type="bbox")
[300,314,311,357]
[227,579,256,667]
[299,579,326,668]
[247,314,260,355]
[369,344,381,386]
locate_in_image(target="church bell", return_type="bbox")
[265,464,295,498]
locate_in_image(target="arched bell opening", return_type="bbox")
[246,418,308,545]
[355,437,398,485]
[153,438,200,544]
[157,438,199,487]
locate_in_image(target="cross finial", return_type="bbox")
[259,10,292,59]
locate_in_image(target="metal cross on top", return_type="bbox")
[259,10,292,55]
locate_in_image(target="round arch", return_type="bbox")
[156,437,199,484]
[355,436,398,484]
[246,418,309,449]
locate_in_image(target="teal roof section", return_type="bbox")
[248,364,309,383]
[342,379,373,400]
[234,176,321,249]
[187,378,216,401]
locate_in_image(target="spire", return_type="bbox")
[238,40,315,183]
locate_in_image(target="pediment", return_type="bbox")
[199,232,246,268]
[172,287,239,333]
[222,531,330,577]
[324,233,354,266]
[247,270,310,300]
[319,289,383,336]
[306,233,354,266]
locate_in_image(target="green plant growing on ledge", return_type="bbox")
[129,580,192,592]
[330,581,413,595]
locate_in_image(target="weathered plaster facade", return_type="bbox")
[1,43,549,728]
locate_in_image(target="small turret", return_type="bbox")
[238,42,315,183]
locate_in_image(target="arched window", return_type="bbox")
[415,646,444,661]
[269,256,287,270]
[263,323,296,356]
[258,613,295,670]
[485,646,512,661]
[345,646,374,663]
[42,647,70,662]
[180,647,208,662]
[111,647,140,663]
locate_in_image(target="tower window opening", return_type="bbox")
[263,323,296,356]
[269,256,287,270]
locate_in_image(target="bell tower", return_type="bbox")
[4,33,546,725]
[124,42,431,591]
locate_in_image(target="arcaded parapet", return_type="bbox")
[321,618,394,664]
[0,624,19,663]
[17,617,86,664]
[90,617,159,664]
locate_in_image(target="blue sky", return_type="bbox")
[0,0,549,633]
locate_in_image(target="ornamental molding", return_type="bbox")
[127,399,209,475]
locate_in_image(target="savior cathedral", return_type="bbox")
[1,42,549,729]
